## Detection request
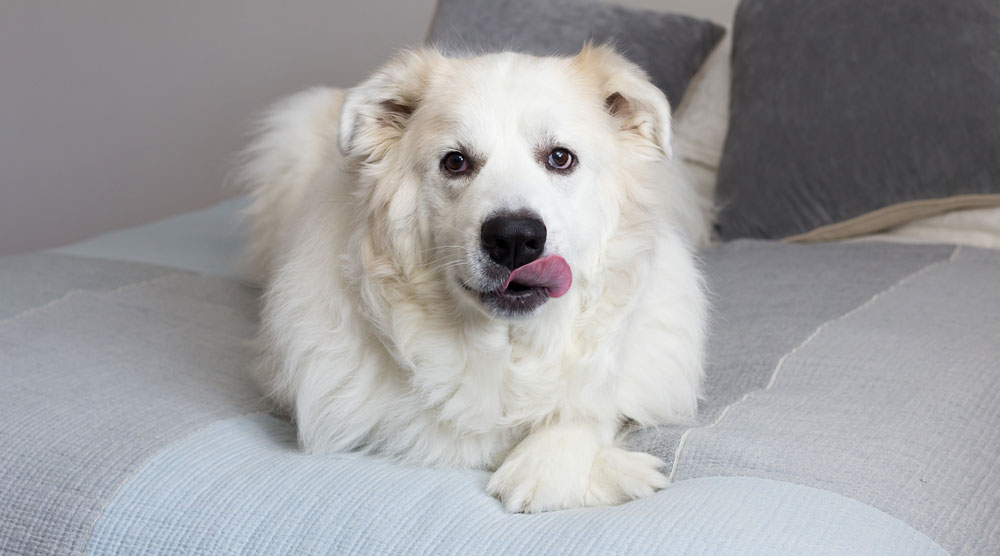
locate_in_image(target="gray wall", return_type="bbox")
[0,0,737,256]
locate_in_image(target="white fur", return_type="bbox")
[237,46,708,513]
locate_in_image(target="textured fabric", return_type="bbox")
[427,0,725,108]
[0,253,173,319]
[2,243,999,553]
[715,0,1000,240]
[83,414,946,556]
[627,240,955,461]
[53,197,250,279]
[0,257,262,556]
[671,244,1000,555]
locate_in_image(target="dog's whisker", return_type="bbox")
[424,260,468,275]
[422,244,467,254]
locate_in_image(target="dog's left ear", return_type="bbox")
[339,48,442,160]
[574,44,673,159]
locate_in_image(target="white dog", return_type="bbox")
[238,45,708,513]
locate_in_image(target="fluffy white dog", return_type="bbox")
[238,45,708,513]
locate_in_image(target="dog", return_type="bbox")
[237,44,708,513]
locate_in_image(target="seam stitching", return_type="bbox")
[668,245,962,481]
[0,272,186,328]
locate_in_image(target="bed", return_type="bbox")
[2,197,997,555]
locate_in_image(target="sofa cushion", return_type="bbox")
[715,0,1000,241]
[427,0,725,108]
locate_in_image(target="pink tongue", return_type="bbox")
[502,255,572,298]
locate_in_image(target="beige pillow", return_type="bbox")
[672,34,731,220]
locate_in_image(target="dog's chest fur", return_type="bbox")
[351,273,624,469]
[242,50,708,494]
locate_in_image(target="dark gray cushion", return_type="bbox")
[715,0,1000,241]
[427,0,725,109]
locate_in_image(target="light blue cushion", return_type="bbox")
[84,413,946,556]
[52,197,250,279]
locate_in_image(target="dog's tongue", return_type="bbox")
[502,255,572,298]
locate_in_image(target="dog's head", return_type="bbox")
[339,45,673,320]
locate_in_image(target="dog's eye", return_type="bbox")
[546,148,574,171]
[441,151,470,175]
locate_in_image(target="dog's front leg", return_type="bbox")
[487,420,668,513]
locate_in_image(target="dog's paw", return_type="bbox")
[487,442,591,513]
[584,447,669,506]
[488,443,668,513]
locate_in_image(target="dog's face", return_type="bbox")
[339,46,672,319]
[409,55,619,319]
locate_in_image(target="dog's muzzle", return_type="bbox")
[466,212,571,317]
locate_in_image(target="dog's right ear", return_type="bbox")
[339,48,441,160]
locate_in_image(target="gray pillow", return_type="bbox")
[715,0,1000,241]
[427,0,725,109]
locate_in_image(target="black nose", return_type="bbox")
[481,214,547,270]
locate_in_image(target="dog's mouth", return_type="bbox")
[462,280,551,316]
[460,255,572,317]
